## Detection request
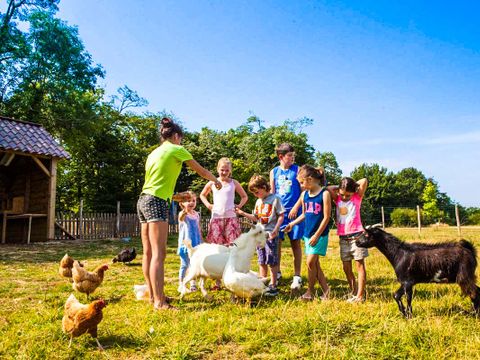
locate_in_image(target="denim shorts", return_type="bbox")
[137,194,169,223]
[257,237,279,266]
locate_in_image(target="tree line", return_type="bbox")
[1,1,478,226]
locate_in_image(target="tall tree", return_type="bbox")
[393,167,427,207]
[314,151,342,186]
[421,179,444,224]
[1,10,104,138]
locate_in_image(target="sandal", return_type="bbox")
[154,303,178,311]
[300,293,313,301]
[319,288,330,301]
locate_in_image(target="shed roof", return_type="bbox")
[0,116,70,159]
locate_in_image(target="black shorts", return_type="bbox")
[137,194,169,223]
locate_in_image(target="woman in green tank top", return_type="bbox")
[137,117,221,310]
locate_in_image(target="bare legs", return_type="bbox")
[304,254,329,299]
[141,221,170,309]
[291,239,302,277]
[260,264,279,287]
[277,238,302,278]
[343,259,366,299]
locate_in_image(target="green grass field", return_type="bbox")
[1,227,480,359]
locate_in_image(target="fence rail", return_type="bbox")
[55,212,253,240]
[54,201,467,240]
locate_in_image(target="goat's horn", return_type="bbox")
[372,223,383,228]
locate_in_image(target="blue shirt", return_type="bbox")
[303,189,329,238]
[272,164,302,210]
[177,212,202,255]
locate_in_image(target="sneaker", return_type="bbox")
[190,285,198,292]
[290,275,302,290]
[265,285,279,297]
[277,272,282,281]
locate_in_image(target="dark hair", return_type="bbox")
[248,174,271,193]
[339,177,359,193]
[159,117,184,141]
[275,143,294,157]
[298,164,326,186]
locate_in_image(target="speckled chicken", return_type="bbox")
[72,261,109,298]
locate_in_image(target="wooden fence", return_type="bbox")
[55,212,253,240]
[55,212,141,240]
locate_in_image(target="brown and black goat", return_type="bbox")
[356,225,480,318]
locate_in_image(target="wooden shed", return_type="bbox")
[0,116,70,243]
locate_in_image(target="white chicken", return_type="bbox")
[222,224,268,299]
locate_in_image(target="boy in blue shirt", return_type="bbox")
[269,143,304,290]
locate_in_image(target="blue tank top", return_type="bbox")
[272,164,302,210]
[303,189,329,238]
[177,213,202,255]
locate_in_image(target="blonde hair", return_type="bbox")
[178,191,196,222]
[217,157,232,174]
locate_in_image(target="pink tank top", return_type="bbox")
[211,179,236,219]
[336,193,364,235]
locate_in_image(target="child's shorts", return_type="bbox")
[206,217,241,245]
[137,194,169,223]
[257,237,279,266]
[339,234,369,261]
[303,234,329,256]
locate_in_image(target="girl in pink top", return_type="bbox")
[200,157,248,245]
[200,158,248,289]
[328,177,368,303]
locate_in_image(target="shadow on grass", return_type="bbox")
[100,334,145,349]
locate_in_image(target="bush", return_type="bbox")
[468,212,480,225]
[390,208,418,227]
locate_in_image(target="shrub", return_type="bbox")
[390,208,418,227]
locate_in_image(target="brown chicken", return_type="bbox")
[62,293,106,350]
[72,261,109,298]
[59,254,83,279]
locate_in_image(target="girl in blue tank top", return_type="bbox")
[283,165,331,301]
[177,191,203,293]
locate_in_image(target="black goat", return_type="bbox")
[356,225,480,318]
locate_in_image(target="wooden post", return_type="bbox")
[47,158,57,240]
[417,205,421,234]
[381,206,385,229]
[455,204,461,235]
[78,199,83,240]
[116,201,121,238]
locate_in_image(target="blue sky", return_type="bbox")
[54,1,479,206]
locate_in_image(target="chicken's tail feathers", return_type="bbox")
[65,293,78,308]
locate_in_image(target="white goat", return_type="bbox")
[181,224,266,299]
[222,226,269,299]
